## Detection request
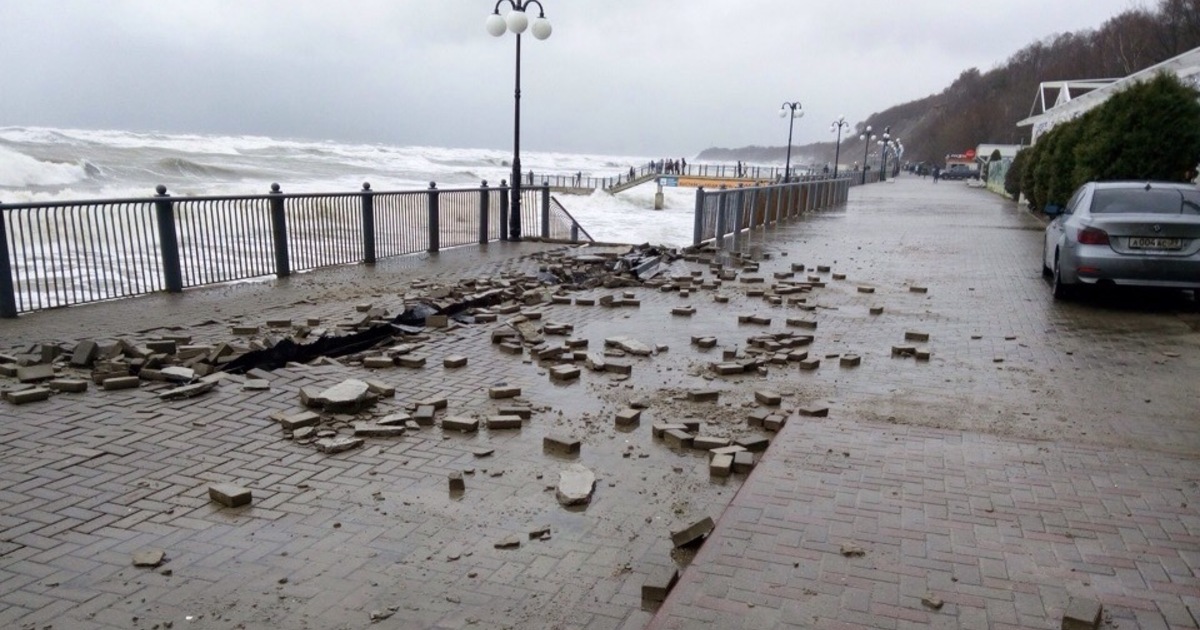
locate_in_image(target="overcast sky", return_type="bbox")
[0,0,1141,157]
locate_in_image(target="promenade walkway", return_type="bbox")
[1,178,1197,629]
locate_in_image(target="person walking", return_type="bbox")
[932,167,940,184]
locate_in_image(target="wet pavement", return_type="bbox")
[1,177,1198,629]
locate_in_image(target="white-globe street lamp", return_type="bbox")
[487,0,551,241]
[779,101,803,182]
[858,125,877,185]
[830,115,850,178]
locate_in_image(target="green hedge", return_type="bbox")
[1010,72,1200,212]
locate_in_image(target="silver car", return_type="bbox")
[1043,181,1200,299]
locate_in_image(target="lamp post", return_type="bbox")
[875,127,892,182]
[779,101,803,182]
[858,125,876,185]
[830,115,850,178]
[487,0,552,242]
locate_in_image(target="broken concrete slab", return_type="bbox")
[158,380,218,401]
[131,549,166,568]
[279,411,321,431]
[316,379,374,412]
[604,336,652,356]
[556,464,596,507]
[315,436,365,454]
[353,423,406,438]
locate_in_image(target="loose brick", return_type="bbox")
[910,286,929,293]
[4,387,51,405]
[747,409,769,428]
[687,389,720,402]
[1062,598,1102,630]
[799,405,829,417]
[397,355,427,368]
[208,483,252,508]
[485,415,523,430]
[869,306,884,315]
[279,411,321,431]
[736,436,770,452]
[443,355,468,368]
[543,435,581,456]
[786,318,818,330]
[363,356,395,369]
[840,354,862,367]
[354,423,406,438]
[498,406,531,419]
[103,376,141,391]
[662,429,694,449]
[489,386,521,399]
[48,378,88,393]
[693,436,730,450]
[653,422,688,438]
[754,390,782,406]
[670,516,714,547]
[413,405,437,426]
[315,437,364,453]
[615,408,642,427]
[548,365,581,382]
[905,331,931,342]
[798,358,821,370]
[732,451,756,473]
[709,454,733,478]
[642,566,680,602]
[441,416,479,433]
[763,414,787,432]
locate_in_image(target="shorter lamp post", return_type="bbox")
[858,125,876,185]
[830,115,850,178]
[875,126,892,183]
[779,101,803,182]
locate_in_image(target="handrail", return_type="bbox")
[692,176,854,248]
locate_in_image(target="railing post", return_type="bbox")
[268,183,290,278]
[731,187,744,253]
[693,187,705,247]
[153,185,184,293]
[540,183,550,239]
[479,180,490,245]
[427,181,440,254]
[715,187,728,249]
[499,179,510,241]
[0,205,16,318]
[570,223,579,243]
[361,182,376,264]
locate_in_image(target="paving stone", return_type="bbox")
[417,396,449,410]
[548,365,581,382]
[798,358,821,370]
[892,344,917,357]
[732,451,756,473]
[448,471,465,492]
[670,516,714,547]
[543,435,581,456]
[489,386,521,399]
[413,405,437,426]
[905,331,931,342]
[485,415,523,430]
[910,285,929,293]
[315,436,365,453]
[642,566,680,602]
[916,348,932,361]
[785,318,818,330]
[1062,598,1102,630]
[363,356,395,369]
[735,436,770,452]
[605,360,633,376]
[16,364,55,383]
[693,436,730,450]
[763,414,787,432]
[497,406,531,419]
[799,405,830,417]
[279,411,321,431]
[47,378,88,393]
[443,355,468,368]
[747,409,770,428]
[709,454,733,478]
[397,355,427,368]
[70,340,99,367]
[131,549,166,568]
[364,380,395,397]
[102,376,141,391]
[709,445,748,458]
[208,483,252,508]
[604,336,652,356]
[494,535,521,549]
[556,464,596,506]
[231,325,259,335]
[754,390,782,406]
[663,429,694,449]
[354,423,406,438]
[317,379,374,412]
[615,408,641,427]
[653,422,688,438]
[688,389,720,402]
[840,354,862,367]
[158,380,218,401]
[4,387,51,405]
[441,416,479,433]
[160,366,196,382]
[425,314,449,328]
[243,378,270,390]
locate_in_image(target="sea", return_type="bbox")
[0,126,712,247]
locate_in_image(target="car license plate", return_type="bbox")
[1129,237,1184,250]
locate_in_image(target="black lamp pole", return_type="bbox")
[878,127,892,183]
[780,101,802,182]
[859,125,875,185]
[830,116,850,178]
[487,0,551,242]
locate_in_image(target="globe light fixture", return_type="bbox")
[779,101,803,182]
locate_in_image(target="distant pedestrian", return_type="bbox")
[575,171,581,186]
[680,158,687,174]
[528,170,534,186]
[932,168,940,184]
[629,166,636,180]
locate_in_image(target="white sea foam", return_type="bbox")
[0,144,90,188]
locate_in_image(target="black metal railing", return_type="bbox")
[692,177,854,248]
[535,163,837,192]
[0,181,592,317]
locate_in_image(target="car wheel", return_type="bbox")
[1052,253,1073,300]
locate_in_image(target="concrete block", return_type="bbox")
[916,349,932,361]
[713,362,744,376]
[208,483,252,507]
[397,355,427,368]
[869,306,884,315]
[103,376,141,391]
[663,429,694,449]
[413,405,437,426]
[670,516,714,547]
[671,306,696,316]
[489,386,521,399]
[4,387,51,405]
[798,358,821,370]
[485,415,523,430]
[441,416,479,432]
[840,354,862,367]
[231,325,259,336]
[363,356,395,369]
[892,345,917,357]
[747,409,769,428]
[417,396,448,410]
[642,566,680,602]
[548,365,581,382]
[693,436,730,450]
[543,434,581,456]
[498,406,532,419]
[910,286,929,293]
[652,422,688,438]
[615,408,642,427]
[425,314,449,328]
[733,451,756,473]
[364,380,395,397]
[754,390,782,406]
[799,405,829,417]
[905,331,931,342]
[736,436,770,452]
[16,364,55,383]
[48,378,88,393]
[70,340,99,367]
[278,411,321,432]
[605,361,633,376]
[448,472,465,492]
[786,318,818,330]
[763,414,787,432]
[1062,598,1102,630]
[687,389,720,402]
[354,423,405,438]
[709,454,733,478]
